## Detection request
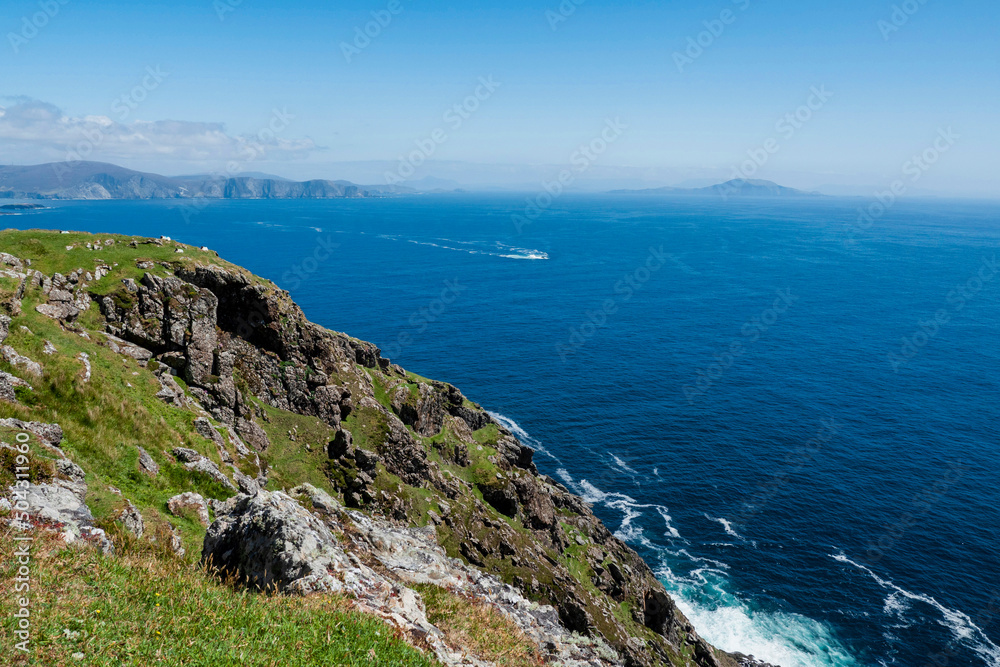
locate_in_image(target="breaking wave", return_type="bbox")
[505,417,858,667]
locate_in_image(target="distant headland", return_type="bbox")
[610,178,822,198]
[0,161,408,200]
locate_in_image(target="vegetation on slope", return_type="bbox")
[0,531,438,667]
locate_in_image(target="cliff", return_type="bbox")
[0,230,768,667]
[0,162,409,200]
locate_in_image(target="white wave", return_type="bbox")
[674,548,731,571]
[653,504,683,540]
[653,467,660,476]
[610,453,638,475]
[576,479,610,505]
[487,411,559,462]
[704,514,758,548]
[883,592,910,618]
[705,514,741,539]
[405,238,544,259]
[498,252,548,260]
[831,553,1000,665]
[562,477,684,543]
[494,242,550,260]
[615,502,645,542]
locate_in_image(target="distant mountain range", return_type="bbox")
[0,163,822,201]
[611,178,821,198]
[0,162,413,200]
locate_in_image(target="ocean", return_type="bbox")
[4,194,999,667]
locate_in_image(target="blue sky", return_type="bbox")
[1,0,997,195]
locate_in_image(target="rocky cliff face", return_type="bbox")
[0,162,398,200]
[0,231,769,667]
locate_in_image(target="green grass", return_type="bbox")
[0,530,440,667]
[0,230,271,292]
[0,294,236,553]
[340,404,390,455]
[252,399,338,493]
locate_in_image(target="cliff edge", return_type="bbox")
[0,229,770,667]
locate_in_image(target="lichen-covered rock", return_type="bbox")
[5,467,111,554]
[155,371,191,407]
[1,345,42,377]
[235,418,270,452]
[0,418,63,447]
[205,490,621,667]
[117,500,145,538]
[203,490,347,594]
[0,374,16,403]
[167,492,210,526]
[98,272,218,385]
[103,333,153,363]
[137,446,160,476]
[35,290,81,321]
[0,314,9,344]
[168,526,186,557]
[171,447,236,490]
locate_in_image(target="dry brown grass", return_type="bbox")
[413,583,547,666]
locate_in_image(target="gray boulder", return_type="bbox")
[0,374,15,403]
[104,333,153,363]
[167,492,210,526]
[203,490,347,594]
[171,447,236,490]
[0,419,63,447]
[117,501,145,538]
[1,346,42,377]
[137,446,160,476]
[6,480,111,554]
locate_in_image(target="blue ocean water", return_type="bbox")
[5,195,999,667]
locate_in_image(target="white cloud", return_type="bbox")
[0,98,320,168]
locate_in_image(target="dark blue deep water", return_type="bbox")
[5,195,999,667]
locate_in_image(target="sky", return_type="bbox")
[1,0,998,196]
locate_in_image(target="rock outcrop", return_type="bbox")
[205,488,620,667]
[2,429,111,554]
